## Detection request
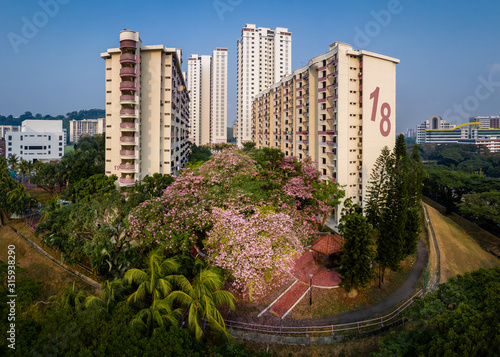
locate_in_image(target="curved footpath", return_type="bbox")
[291,239,428,326]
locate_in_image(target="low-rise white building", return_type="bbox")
[6,120,65,162]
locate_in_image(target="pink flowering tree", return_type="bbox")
[126,147,344,298]
[205,206,306,300]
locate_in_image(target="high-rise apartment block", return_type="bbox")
[416,115,455,144]
[101,30,190,186]
[187,48,228,145]
[237,24,292,146]
[69,118,106,143]
[252,42,399,218]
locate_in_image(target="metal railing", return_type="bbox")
[226,289,423,336]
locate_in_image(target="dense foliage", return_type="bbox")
[365,135,423,283]
[338,200,375,292]
[373,267,500,357]
[0,259,267,356]
[419,143,500,177]
[0,156,37,224]
[127,147,340,298]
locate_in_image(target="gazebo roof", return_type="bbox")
[311,234,344,255]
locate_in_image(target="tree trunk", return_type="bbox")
[321,213,327,230]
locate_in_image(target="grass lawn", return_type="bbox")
[288,252,416,319]
[0,224,97,300]
[424,203,500,283]
[26,189,53,206]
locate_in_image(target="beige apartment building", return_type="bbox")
[253,42,399,220]
[69,118,105,143]
[101,30,190,186]
[236,24,292,146]
[187,48,228,145]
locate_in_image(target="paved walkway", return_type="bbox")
[266,249,342,318]
[285,238,428,326]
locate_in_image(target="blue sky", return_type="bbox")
[1,0,500,133]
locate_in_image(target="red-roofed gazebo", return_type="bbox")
[310,233,344,264]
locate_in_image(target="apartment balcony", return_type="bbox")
[318,76,327,82]
[120,81,138,91]
[120,95,138,103]
[120,122,136,131]
[120,109,137,118]
[357,154,362,159]
[120,54,138,64]
[120,150,136,156]
[119,164,136,171]
[297,140,309,144]
[120,136,136,143]
[318,87,327,93]
[318,130,337,135]
[120,68,138,77]
[318,65,327,71]
[358,177,363,183]
[296,104,303,109]
[318,98,327,103]
[358,142,363,147]
[357,166,363,170]
[119,178,135,184]
[327,152,336,156]
[296,131,308,135]
[120,39,137,49]
[321,175,334,181]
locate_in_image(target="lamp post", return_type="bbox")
[309,273,313,306]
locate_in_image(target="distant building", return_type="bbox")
[5,120,65,162]
[470,116,500,129]
[0,125,21,139]
[101,30,190,186]
[405,128,416,138]
[69,118,105,143]
[416,115,455,144]
[187,48,228,145]
[421,120,500,152]
[237,24,292,146]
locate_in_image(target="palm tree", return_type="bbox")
[51,282,87,311]
[124,249,180,305]
[7,153,19,172]
[84,279,124,313]
[18,159,29,184]
[124,249,182,335]
[168,267,235,341]
[130,297,183,337]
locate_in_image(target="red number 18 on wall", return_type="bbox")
[369,87,391,137]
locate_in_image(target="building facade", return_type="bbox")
[6,120,65,162]
[252,42,399,219]
[236,24,292,146]
[0,125,21,139]
[470,116,500,129]
[416,115,455,144]
[423,121,500,152]
[101,30,190,186]
[187,48,228,145]
[69,118,105,143]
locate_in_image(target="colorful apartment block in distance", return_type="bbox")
[252,42,399,219]
[101,30,190,186]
